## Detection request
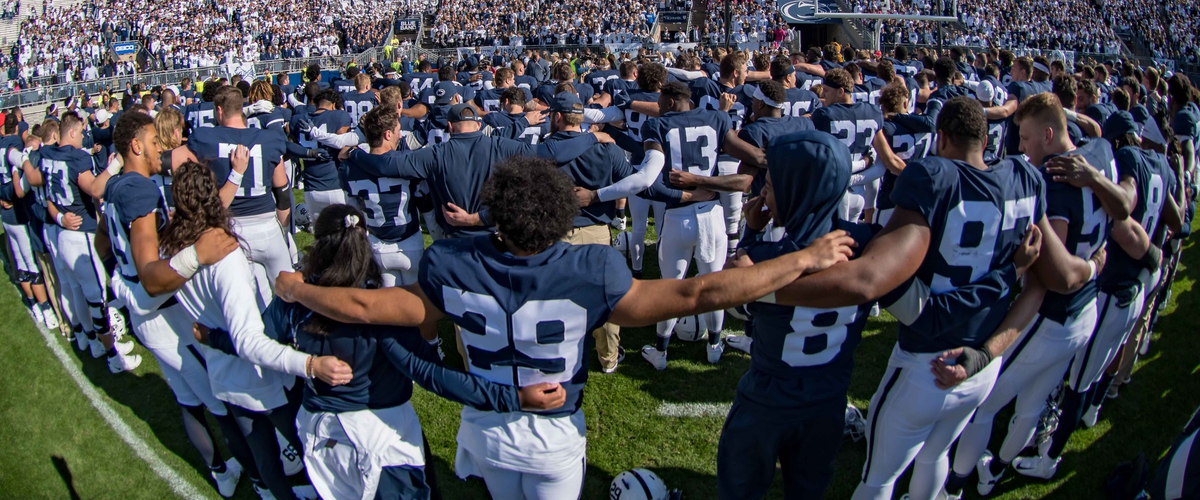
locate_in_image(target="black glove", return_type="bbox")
[955,346,993,380]
[307,148,331,162]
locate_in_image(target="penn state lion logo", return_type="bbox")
[779,0,819,21]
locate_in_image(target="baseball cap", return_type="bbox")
[432,81,459,105]
[1102,110,1140,144]
[548,92,584,114]
[975,80,995,104]
[448,103,481,122]
[94,108,113,124]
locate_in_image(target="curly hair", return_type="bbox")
[300,203,381,335]
[160,161,237,257]
[480,156,577,253]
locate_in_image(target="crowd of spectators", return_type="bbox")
[427,0,658,47]
[1163,3,1199,63]
[701,0,788,47]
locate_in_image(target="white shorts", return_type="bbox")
[456,446,585,500]
[627,195,665,272]
[4,222,38,274]
[839,190,866,223]
[306,189,346,220]
[232,213,295,296]
[370,232,424,288]
[137,304,227,413]
[298,402,426,500]
[853,344,1001,500]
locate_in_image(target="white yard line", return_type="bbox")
[29,311,210,500]
[656,402,732,418]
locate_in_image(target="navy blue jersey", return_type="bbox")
[956,61,977,82]
[876,110,938,226]
[889,156,1046,352]
[782,87,821,117]
[40,145,99,232]
[641,109,732,209]
[102,173,168,280]
[0,135,24,225]
[456,70,493,92]
[613,90,660,164]
[474,86,533,113]
[331,78,356,94]
[1099,146,1173,292]
[1172,102,1200,149]
[795,71,823,92]
[293,109,352,192]
[1039,138,1117,323]
[188,126,287,217]
[514,75,538,94]
[180,88,198,104]
[246,108,290,133]
[482,111,546,144]
[415,105,453,146]
[739,116,815,195]
[342,91,378,125]
[347,131,598,238]
[694,81,752,130]
[25,149,50,225]
[535,80,594,106]
[602,78,638,98]
[417,82,474,108]
[585,69,620,96]
[545,131,678,227]
[811,102,884,168]
[419,237,632,417]
[853,78,887,107]
[1004,80,1053,156]
[342,149,421,242]
[885,57,918,78]
[404,72,439,94]
[927,84,975,109]
[185,101,216,130]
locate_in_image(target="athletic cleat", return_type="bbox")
[108,353,142,373]
[641,346,667,371]
[976,449,1005,496]
[291,485,318,500]
[212,458,242,498]
[89,337,106,358]
[938,488,962,500]
[114,340,135,356]
[41,306,59,330]
[706,340,724,364]
[253,484,276,500]
[610,216,627,231]
[869,303,881,317]
[602,346,626,374]
[74,329,89,351]
[1012,454,1059,480]
[725,304,750,321]
[725,334,752,354]
[1082,404,1101,428]
[30,303,45,325]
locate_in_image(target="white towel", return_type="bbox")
[696,201,722,264]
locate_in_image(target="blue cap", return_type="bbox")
[432,81,459,105]
[549,92,584,114]
[448,103,481,122]
[1102,110,1140,144]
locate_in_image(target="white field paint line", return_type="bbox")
[28,311,210,500]
[656,402,732,418]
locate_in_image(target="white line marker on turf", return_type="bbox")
[656,402,732,418]
[30,315,210,500]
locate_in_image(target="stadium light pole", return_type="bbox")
[724,0,732,50]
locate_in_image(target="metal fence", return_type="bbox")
[0,48,383,112]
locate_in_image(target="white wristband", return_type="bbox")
[227,170,244,186]
[1087,260,1097,281]
[21,148,31,166]
[106,154,123,176]
[169,245,201,279]
[55,212,64,226]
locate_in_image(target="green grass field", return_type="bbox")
[1,214,1197,499]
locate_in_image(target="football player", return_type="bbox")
[293,89,351,217]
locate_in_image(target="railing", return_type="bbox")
[0,49,383,111]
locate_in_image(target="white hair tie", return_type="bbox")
[345,214,360,228]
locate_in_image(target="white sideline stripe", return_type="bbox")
[28,312,210,500]
[656,402,732,418]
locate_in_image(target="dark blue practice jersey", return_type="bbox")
[342,91,378,125]
[188,126,287,217]
[102,173,168,280]
[853,78,887,107]
[613,90,660,163]
[738,116,815,195]
[40,145,99,232]
[585,69,620,96]
[782,87,821,117]
[331,78,356,94]
[347,131,599,238]
[0,135,25,225]
[404,72,439,94]
[342,149,421,243]
[885,57,918,77]
[535,80,594,107]
[927,84,975,109]
[811,102,884,169]
[876,109,937,227]
[482,111,547,144]
[419,237,632,417]
[641,109,732,209]
[889,155,1046,352]
[185,101,217,130]
[692,80,752,130]
[247,108,290,133]
[545,131,681,227]
[1039,138,1117,323]
[795,71,822,92]
[293,109,352,192]
[1099,146,1173,293]
[1084,103,1117,128]
[513,75,538,93]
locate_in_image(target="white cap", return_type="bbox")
[976,80,995,104]
[94,109,112,124]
